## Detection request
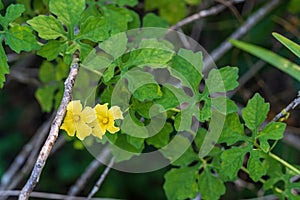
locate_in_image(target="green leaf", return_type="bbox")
[0,2,3,10]
[257,122,286,152]
[143,13,168,28]
[77,16,110,42]
[218,113,247,145]
[98,32,127,59]
[126,135,144,149]
[206,66,239,93]
[247,149,267,182]
[5,25,40,53]
[146,122,173,148]
[39,61,55,83]
[127,10,140,29]
[273,32,300,59]
[38,40,67,61]
[133,84,162,101]
[168,50,202,90]
[211,96,238,115]
[0,4,25,29]
[231,39,300,82]
[27,15,66,40]
[49,0,85,30]
[220,146,249,181]
[198,168,226,200]
[0,43,9,88]
[35,85,58,112]
[116,0,138,7]
[154,85,180,110]
[172,146,199,167]
[164,166,198,200]
[242,93,270,133]
[101,5,132,34]
[185,0,201,5]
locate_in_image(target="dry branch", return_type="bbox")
[18,57,80,200]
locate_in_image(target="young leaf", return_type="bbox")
[5,25,40,53]
[220,146,249,181]
[164,166,198,200]
[35,85,58,112]
[0,4,25,29]
[198,168,226,200]
[27,15,67,40]
[242,93,270,133]
[273,32,300,59]
[49,0,85,30]
[247,149,267,182]
[230,39,300,82]
[98,32,127,59]
[257,122,286,152]
[0,43,9,88]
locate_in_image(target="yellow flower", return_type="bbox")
[91,103,123,139]
[61,100,96,140]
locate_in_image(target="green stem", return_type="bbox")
[268,152,300,175]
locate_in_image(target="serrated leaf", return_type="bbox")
[273,32,300,59]
[169,51,202,90]
[49,0,85,30]
[27,15,66,40]
[77,16,110,42]
[5,25,40,53]
[257,122,286,152]
[38,40,67,61]
[99,32,127,59]
[218,113,247,145]
[35,85,58,112]
[231,39,300,82]
[220,146,249,181]
[146,122,173,148]
[143,13,168,28]
[102,5,132,34]
[0,4,25,29]
[206,66,239,93]
[211,96,238,115]
[198,168,226,200]
[242,93,270,133]
[164,166,198,200]
[0,43,9,88]
[247,149,267,182]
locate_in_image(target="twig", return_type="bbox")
[18,57,80,200]
[87,157,115,200]
[0,115,54,191]
[0,190,122,200]
[272,94,300,122]
[203,0,281,71]
[67,147,110,197]
[170,0,245,30]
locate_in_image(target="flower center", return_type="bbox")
[102,117,109,124]
[73,115,81,122]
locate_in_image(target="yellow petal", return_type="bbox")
[67,100,82,114]
[109,106,123,119]
[81,106,96,123]
[61,112,76,137]
[95,103,109,118]
[90,120,105,139]
[107,124,120,133]
[76,121,92,140]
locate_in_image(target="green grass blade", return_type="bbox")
[230,39,300,82]
[272,32,300,59]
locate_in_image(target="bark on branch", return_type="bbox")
[18,58,80,200]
